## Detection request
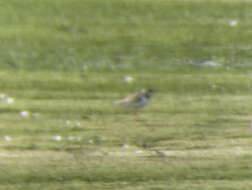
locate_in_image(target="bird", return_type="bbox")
[154,150,167,157]
[113,89,154,110]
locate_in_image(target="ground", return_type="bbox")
[0,0,252,189]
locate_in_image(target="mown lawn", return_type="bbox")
[0,0,252,189]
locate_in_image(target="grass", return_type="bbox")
[0,0,252,189]
[0,0,251,70]
[1,69,252,189]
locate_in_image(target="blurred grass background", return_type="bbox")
[0,0,251,70]
[0,0,252,189]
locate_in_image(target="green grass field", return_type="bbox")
[1,0,252,189]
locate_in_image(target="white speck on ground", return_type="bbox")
[228,19,238,26]
[194,61,221,67]
[64,120,71,126]
[2,136,12,141]
[75,122,81,127]
[4,97,14,104]
[86,139,94,144]
[19,111,30,117]
[135,150,144,154]
[121,144,130,149]
[0,94,6,99]
[50,136,62,141]
[123,76,134,83]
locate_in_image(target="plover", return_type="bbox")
[114,89,154,109]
